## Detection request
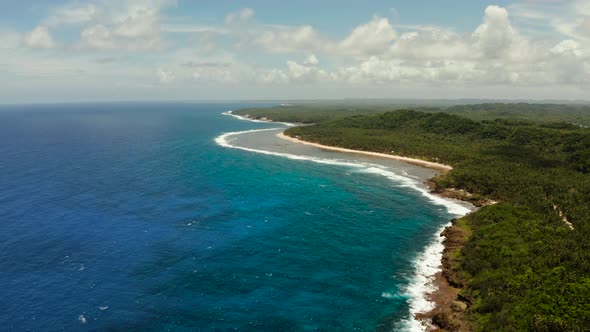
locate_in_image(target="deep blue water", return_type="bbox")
[0,103,459,331]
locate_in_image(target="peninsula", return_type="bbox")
[234,103,590,331]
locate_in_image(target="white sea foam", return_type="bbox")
[393,222,452,331]
[222,110,296,127]
[216,111,475,332]
[360,167,472,216]
[365,166,473,331]
[357,171,472,331]
[215,128,367,169]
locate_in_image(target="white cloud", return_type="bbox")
[79,0,169,50]
[509,0,590,41]
[23,26,55,49]
[254,25,328,54]
[261,54,329,83]
[285,59,328,83]
[157,67,175,83]
[339,16,397,55]
[389,27,472,60]
[242,15,397,56]
[6,1,590,101]
[80,25,115,49]
[260,5,590,88]
[112,3,159,38]
[30,0,175,51]
[303,54,319,66]
[551,39,583,56]
[473,6,517,58]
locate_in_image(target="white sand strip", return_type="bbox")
[277,132,452,172]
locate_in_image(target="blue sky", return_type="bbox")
[0,0,589,102]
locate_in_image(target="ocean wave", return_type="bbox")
[215,128,369,168]
[362,167,472,331]
[222,110,296,127]
[394,222,451,331]
[216,112,474,332]
[360,167,472,217]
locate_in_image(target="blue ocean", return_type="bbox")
[0,103,470,331]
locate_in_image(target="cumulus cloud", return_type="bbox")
[28,0,174,51]
[339,16,397,55]
[239,14,397,56]
[261,54,329,83]
[9,1,590,99]
[473,6,517,58]
[229,10,397,56]
[258,4,590,87]
[389,27,472,60]
[23,26,55,49]
[332,57,468,84]
[78,0,170,50]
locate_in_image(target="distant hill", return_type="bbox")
[234,102,590,127]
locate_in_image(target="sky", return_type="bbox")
[1,0,589,103]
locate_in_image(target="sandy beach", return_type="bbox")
[277,132,453,172]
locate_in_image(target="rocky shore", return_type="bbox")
[421,177,497,331]
[420,217,473,331]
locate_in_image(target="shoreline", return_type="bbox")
[223,111,473,331]
[277,133,453,172]
[275,130,474,331]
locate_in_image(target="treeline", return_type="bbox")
[444,103,590,127]
[247,107,590,331]
[233,105,437,124]
[234,103,590,127]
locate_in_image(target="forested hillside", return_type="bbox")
[241,106,590,331]
[234,103,590,127]
[444,103,590,127]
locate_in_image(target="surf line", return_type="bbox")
[216,110,473,332]
[221,111,296,127]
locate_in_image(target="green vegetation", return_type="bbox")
[444,103,590,127]
[232,105,438,123]
[234,103,590,127]
[239,104,590,331]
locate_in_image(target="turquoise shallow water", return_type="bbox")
[0,103,469,331]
